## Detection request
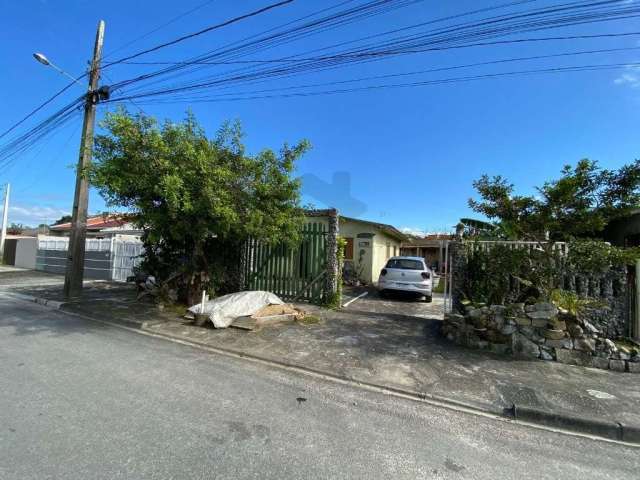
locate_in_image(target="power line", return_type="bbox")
[110,0,640,101]
[113,61,640,105]
[115,31,640,66]
[0,79,82,140]
[103,0,296,68]
[114,45,640,103]
[103,0,219,59]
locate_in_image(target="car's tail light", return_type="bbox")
[381,269,387,276]
[421,272,430,280]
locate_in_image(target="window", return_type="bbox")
[385,258,425,270]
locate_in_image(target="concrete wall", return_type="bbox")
[14,238,37,269]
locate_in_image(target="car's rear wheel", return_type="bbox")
[424,295,432,303]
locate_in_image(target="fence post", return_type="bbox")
[325,210,339,300]
[324,209,339,303]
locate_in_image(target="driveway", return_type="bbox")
[341,285,444,319]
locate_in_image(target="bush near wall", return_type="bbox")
[445,239,639,370]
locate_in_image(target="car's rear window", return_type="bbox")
[385,259,424,270]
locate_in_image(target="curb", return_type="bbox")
[512,405,627,442]
[5,291,640,446]
[2,291,66,310]
[137,324,640,445]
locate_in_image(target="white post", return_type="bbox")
[443,241,449,313]
[200,290,206,314]
[0,183,10,262]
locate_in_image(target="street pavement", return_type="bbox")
[0,293,638,479]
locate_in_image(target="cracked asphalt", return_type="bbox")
[0,294,638,479]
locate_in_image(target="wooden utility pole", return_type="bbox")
[63,20,105,298]
[0,183,9,262]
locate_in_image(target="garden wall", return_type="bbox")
[449,241,631,339]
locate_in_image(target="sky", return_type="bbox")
[0,0,639,235]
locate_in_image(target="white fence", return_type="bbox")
[36,235,143,282]
[112,240,144,282]
[469,240,569,256]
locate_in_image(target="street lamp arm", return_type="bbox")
[47,62,85,87]
[33,52,84,87]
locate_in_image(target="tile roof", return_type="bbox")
[50,214,130,231]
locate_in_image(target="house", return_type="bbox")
[604,210,640,247]
[49,214,142,240]
[1,234,38,269]
[340,216,406,285]
[304,210,407,285]
[400,234,455,274]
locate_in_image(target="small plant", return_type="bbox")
[550,289,607,316]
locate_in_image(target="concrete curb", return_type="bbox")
[5,291,640,446]
[2,291,66,310]
[512,405,626,442]
[138,324,640,445]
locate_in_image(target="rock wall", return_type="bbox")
[448,241,631,339]
[442,302,640,373]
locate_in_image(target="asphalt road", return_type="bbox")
[0,295,637,479]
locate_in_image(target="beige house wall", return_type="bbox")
[371,233,402,285]
[339,220,374,284]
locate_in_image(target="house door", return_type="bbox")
[344,238,354,261]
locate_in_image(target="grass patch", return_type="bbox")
[162,303,189,317]
[297,314,321,325]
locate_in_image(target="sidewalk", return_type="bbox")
[3,270,640,443]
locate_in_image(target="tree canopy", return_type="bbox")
[468,159,640,241]
[90,109,310,302]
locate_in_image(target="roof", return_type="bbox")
[402,234,455,247]
[50,214,131,232]
[340,216,407,241]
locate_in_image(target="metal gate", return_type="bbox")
[111,240,144,282]
[243,222,328,303]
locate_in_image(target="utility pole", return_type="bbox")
[0,183,9,263]
[63,20,105,298]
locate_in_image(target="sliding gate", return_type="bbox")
[243,222,328,303]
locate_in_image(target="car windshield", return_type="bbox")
[385,259,424,270]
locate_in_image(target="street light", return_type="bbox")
[32,52,84,87]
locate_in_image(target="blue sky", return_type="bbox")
[0,0,639,234]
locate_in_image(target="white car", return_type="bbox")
[377,256,433,302]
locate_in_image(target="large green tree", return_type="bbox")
[469,159,640,241]
[90,109,310,303]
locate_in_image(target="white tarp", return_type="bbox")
[188,290,284,328]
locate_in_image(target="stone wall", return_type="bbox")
[324,209,340,301]
[442,302,640,373]
[448,241,631,339]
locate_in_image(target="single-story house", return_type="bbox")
[340,216,406,285]
[49,214,142,240]
[400,234,455,274]
[604,210,640,247]
[305,210,407,285]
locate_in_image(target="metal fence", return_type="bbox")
[243,222,328,303]
[35,235,143,282]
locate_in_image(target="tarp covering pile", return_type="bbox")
[188,291,284,328]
